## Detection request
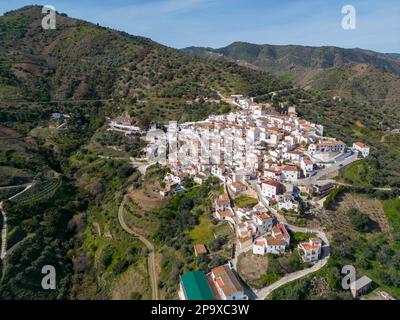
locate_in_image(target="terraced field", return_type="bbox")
[9,179,61,205]
[310,192,391,238]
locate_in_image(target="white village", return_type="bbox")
[110,95,371,300]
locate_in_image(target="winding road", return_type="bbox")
[118,193,159,300]
[0,202,7,261]
[1,183,33,276]
[239,179,331,299]
[255,256,329,300]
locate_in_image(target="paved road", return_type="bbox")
[249,180,287,223]
[1,184,34,277]
[247,179,330,299]
[7,184,33,201]
[0,202,7,261]
[118,193,159,300]
[1,184,33,261]
[255,256,329,300]
[0,183,30,190]
[294,153,359,186]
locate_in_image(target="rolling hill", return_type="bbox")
[184,42,400,109]
[0,7,288,104]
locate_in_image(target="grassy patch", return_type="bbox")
[290,232,314,248]
[213,222,232,238]
[234,195,258,209]
[188,214,233,245]
[383,198,400,235]
[187,215,214,244]
[339,160,373,187]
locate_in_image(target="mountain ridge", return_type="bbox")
[183,41,400,74]
[0,6,289,105]
[183,41,400,108]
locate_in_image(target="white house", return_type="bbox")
[164,173,181,185]
[253,223,290,255]
[352,142,370,158]
[215,209,234,221]
[254,212,274,230]
[247,127,261,142]
[308,140,346,154]
[300,158,314,176]
[193,173,207,185]
[283,150,303,162]
[277,195,299,211]
[215,196,230,212]
[260,179,284,199]
[211,164,227,178]
[280,166,299,182]
[263,168,281,179]
[253,236,286,255]
[209,264,247,300]
[298,237,322,263]
[230,181,247,194]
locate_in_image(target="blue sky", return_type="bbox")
[1,0,399,52]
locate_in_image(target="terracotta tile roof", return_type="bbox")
[232,181,245,188]
[265,236,286,246]
[216,198,230,206]
[282,165,298,172]
[257,213,272,221]
[315,140,345,147]
[217,210,233,218]
[262,179,282,188]
[288,150,303,154]
[206,274,221,300]
[354,142,367,148]
[211,265,244,297]
[300,244,320,250]
[194,244,207,256]
[254,240,265,247]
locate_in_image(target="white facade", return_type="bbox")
[308,141,346,154]
[298,238,322,263]
[353,142,370,158]
[254,213,274,230]
[281,168,299,181]
[261,180,283,199]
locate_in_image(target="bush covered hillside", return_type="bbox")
[0,6,289,104]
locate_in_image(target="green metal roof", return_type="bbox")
[180,271,215,300]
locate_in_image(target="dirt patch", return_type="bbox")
[92,222,101,237]
[128,188,167,211]
[237,251,268,288]
[355,120,365,128]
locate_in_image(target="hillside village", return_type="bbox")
[138,95,371,300]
